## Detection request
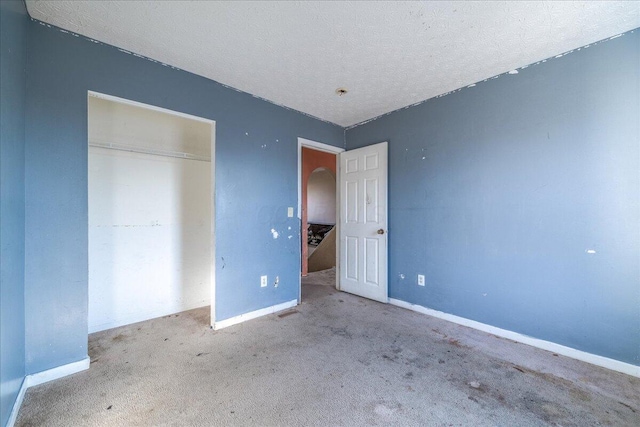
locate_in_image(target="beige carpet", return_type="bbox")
[17,268,640,426]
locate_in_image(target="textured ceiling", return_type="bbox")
[26,1,640,127]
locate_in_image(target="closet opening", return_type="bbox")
[87,91,215,335]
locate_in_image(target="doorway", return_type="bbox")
[298,138,389,305]
[297,138,343,301]
[301,148,337,276]
[87,91,216,333]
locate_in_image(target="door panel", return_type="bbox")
[339,141,388,303]
[346,180,358,223]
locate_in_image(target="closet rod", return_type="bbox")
[89,141,211,162]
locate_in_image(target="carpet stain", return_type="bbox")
[511,363,593,403]
[381,354,398,363]
[277,310,299,318]
[191,310,210,326]
[618,401,637,413]
[447,338,470,349]
[330,326,352,339]
[88,341,107,360]
[111,334,126,342]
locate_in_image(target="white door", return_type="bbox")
[339,141,388,303]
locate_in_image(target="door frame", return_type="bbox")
[297,137,344,302]
[87,90,217,329]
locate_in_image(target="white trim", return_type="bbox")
[210,122,217,328]
[389,298,640,378]
[298,137,345,155]
[297,137,344,221]
[6,378,27,427]
[213,299,297,330]
[88,91,214,124]
[297,138,344,302]
[25,357,91,388]
[6,358,90,426]
[335,153,342,292]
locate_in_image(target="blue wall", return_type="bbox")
[346,31,640,365]
[24,21,343,374]
[0,1,27,425]
[10,5,639,391]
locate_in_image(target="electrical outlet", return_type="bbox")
[274,276,279,288]
[417,274,425,286]
[260,275,268,288]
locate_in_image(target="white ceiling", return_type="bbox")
[26,1,640,127]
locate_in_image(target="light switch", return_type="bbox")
[287,207,294,217]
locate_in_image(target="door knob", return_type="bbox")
[377,229,385,235]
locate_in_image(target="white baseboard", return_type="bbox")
[6,357,90,427]
[25,356,91,388]
[6,378,27,427]
[214,299,297,330]
[389,298,639,378]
